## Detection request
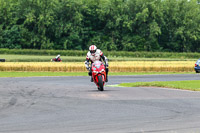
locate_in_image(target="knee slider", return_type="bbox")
[88,71,92,76]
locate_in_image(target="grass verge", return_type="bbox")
[0,72,88,77]
[0,71,194,77]
[0,54,197,62]
[119,80,200,91]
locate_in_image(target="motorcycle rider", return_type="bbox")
[85,45,109,82]
[51,54,62,62]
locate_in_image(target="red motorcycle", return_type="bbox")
[51,57,62,62]
[91,61,107,91]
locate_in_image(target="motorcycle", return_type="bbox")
[51,57,62,62]
[91,61,107,91]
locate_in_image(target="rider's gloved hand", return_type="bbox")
[106,63,109,67]
[87,67,90,71]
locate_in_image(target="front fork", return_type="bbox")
[95,74,105,83]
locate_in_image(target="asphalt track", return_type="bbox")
[0,74,200,133]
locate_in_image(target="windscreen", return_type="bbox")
[93,61,101,68]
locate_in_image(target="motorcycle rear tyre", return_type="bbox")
[98,75,104,91]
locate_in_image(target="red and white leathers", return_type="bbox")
[85,45,108,82]
[85,48,109,82]
[85,49,108,69]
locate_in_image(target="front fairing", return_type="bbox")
[91,61,105,74]
[91,61,106,86]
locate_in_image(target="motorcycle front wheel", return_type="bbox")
[98,75,104,91]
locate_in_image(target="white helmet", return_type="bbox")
[89,45,97,55]
[56,54,60,59]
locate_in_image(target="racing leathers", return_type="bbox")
[85,49,109,82]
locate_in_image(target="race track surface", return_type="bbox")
[0,74,200,133]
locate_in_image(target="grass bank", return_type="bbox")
[0,54,85,62]
[0,54,197,62]
[0,72,88,77]
[119,80,200,91]
[0,72,194,77]
[1,49,200,59]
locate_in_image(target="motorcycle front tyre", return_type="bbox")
[98,75,104,91]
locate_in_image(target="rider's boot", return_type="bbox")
[106,75,108,82]
[91,76,93,82]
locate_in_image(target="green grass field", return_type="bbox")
[0,72,88,77]
[119,80,200,91]
[0,71,194,77]
[0,54,85,62]
[0,54,197,62]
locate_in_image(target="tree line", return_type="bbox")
[0,0,200,52]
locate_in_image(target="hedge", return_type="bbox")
[0,49,200,59]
